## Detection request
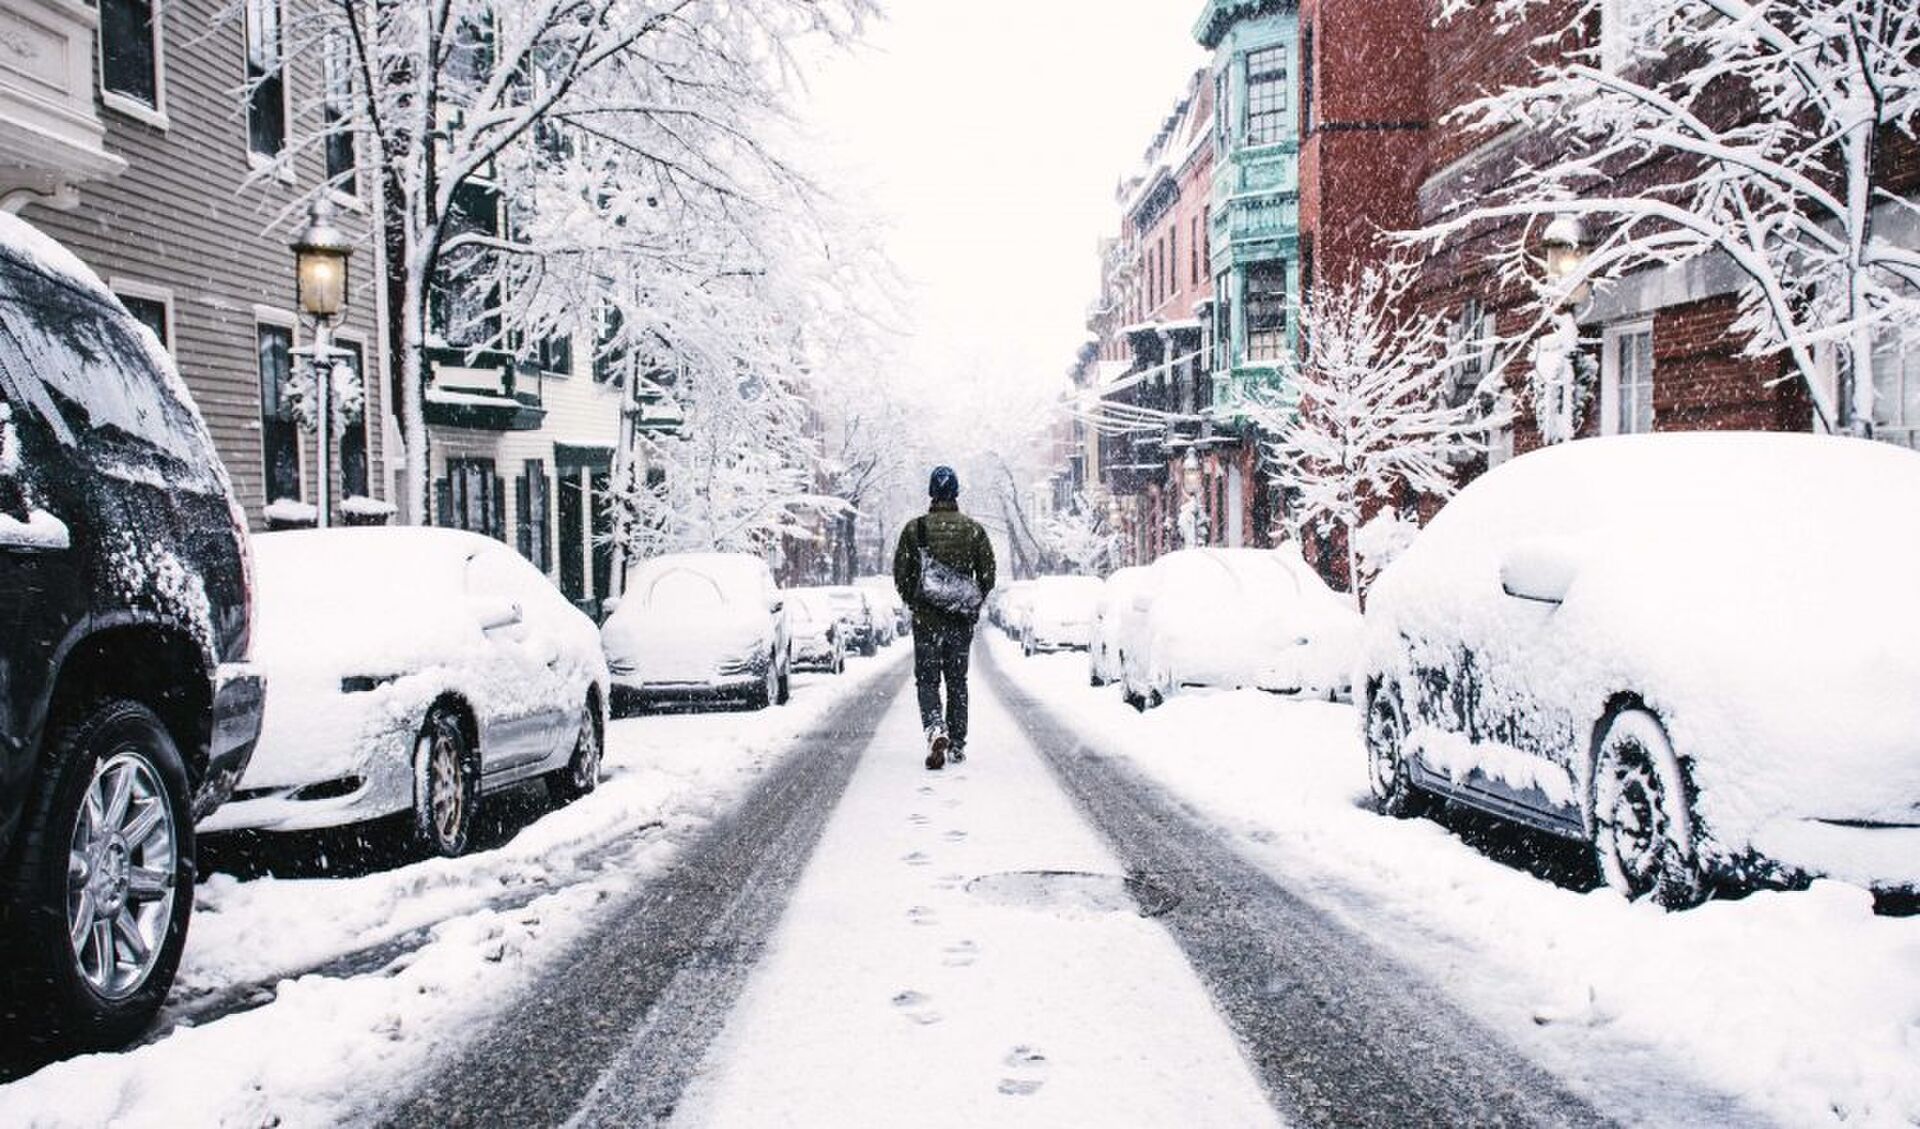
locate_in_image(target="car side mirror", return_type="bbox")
[1500,539,1580,605]
[472,596,524,631]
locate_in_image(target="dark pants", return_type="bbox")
[913,619,973,748]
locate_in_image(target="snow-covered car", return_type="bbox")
[200,529,608,858]
[602,553,792,711]
[0,213,264,1049]
[1019,575,1104,656]
[1118,547,1361,709]
[854,576,906,644]
[787,589,847,674]
[1089,566,1150,686]
[995,580,1037,636]
[824,585,880,656]
[1361,433,1920,907]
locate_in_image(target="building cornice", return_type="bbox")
[1193,0,1295,49]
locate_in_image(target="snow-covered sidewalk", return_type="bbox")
[997,636,1920,1127]
[0,654,907,1129]
[670,661,1282,1128]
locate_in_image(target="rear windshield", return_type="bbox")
[0,253,220,490]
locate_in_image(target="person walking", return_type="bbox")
[894,466,996,770]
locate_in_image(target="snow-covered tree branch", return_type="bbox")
[1420,0,1920,434]
[1250,263,1498,595]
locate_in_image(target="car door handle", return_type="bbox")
[0,510,70,553]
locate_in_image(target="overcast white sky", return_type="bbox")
[796,1,1206,419]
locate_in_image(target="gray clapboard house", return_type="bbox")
[1,0,389,528]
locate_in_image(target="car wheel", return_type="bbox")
[546,696,603,805]
[414,707,477,858]
[1022,633,1035,658]
[2,700,193,1051]
[1591,707,1706,910]
[1364,683,1428,819]
[748,653,777,710]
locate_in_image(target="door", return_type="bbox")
[558,471,585,609]
[0,387,74,795]
[464,546,571,774]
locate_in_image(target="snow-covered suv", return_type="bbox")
[0,214,263,1050]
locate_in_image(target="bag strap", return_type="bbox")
[914,516,929,550]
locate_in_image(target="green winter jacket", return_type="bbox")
[893,501,997,628]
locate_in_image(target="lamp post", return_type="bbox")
[292,198,354,528]
[1533,213,1591,444]
[1178,450,1208,549]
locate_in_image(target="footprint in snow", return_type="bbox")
[942,940,978,967]
[934,871,966,891]
[916,785,935,796]
[943,829,968,843]
[892,989,942,1026]
[997,1044,1048,1096]
[902,851,932,867]
[908,813,931,826]
[907,905,938,926]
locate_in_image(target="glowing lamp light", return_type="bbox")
[293,200,354,319]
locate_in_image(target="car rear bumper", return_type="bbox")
[193,663,266,821]
[613,674,763,704]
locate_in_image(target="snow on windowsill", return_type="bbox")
[263,499,318,523]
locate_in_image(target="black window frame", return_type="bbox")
[323,32,358,197]
[335,338,370,498]
[1244,260,1289,363]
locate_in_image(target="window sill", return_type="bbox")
[102,92,169,132]
[328,188,367,213]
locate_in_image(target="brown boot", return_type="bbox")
[925,726,949,770]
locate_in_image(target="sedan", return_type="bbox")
[1118,548,1361,709]
[1360,433,1920,907]
[1089,566,1150,686]
[1020,576,1104,656]
[200,528,609,858]
[824,586,880,656]
[788,589,847,674]
[602,552,792,711]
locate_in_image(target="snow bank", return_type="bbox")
[1004,636,1920,1126]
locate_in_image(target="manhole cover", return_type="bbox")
[965,870,1180,918]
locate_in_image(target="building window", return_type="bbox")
[1601,321,1655,435]
[1871,331,1920,449]
[1243,260,1289,362]
[1168,226,1178,302]
[1601,0,1674,73]
[116,291,171,353]
[446,457,503,538]
[258,322,300,503]
[431,181,502,348]
[324,33,357,196]
[244,0,285,158]
[516,459,552,571]
[100,0,163,118]
[1244,46,1289,148]
[534,332,573,377]
[1191,216,1201,286]
[336,339,370,497]
[1213,68,1230,158]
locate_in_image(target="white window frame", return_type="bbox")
[98,0,170,129]
[108,278,175,354]
[242,0,292,177]
[322,30,363,208]
[331,330,376,494]
[1600,319,1656,436]
[1870,328,1920,450]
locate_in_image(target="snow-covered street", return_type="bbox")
[11,630,1914,1126]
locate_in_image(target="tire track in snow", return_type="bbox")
[979,645,1610,1128]
[377,662,911,1128]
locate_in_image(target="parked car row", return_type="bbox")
[1010,432,1920,910]
[0,216,906,1052]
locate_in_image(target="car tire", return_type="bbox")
[545,696,603,805]
[1022,634,1035,658]
[1,699,193,1052]
[747,652,777,710]
[1364,683,1429,819]
[1591,707,1706,910]
[414,707,478,858]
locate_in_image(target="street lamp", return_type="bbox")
[292,198,355,528]
[1178,450,1209,549]
[1532,213,1593,445]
